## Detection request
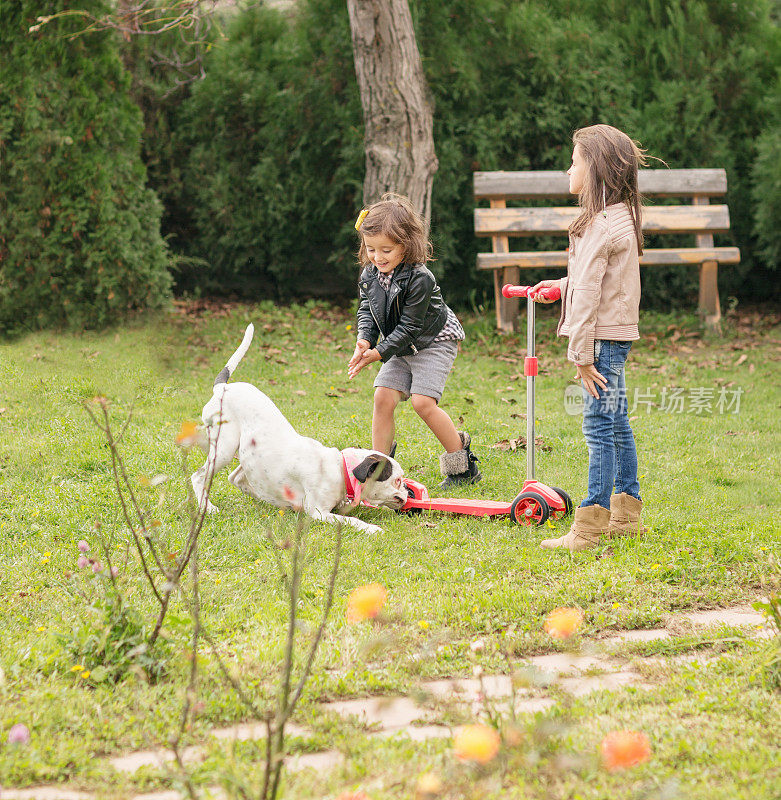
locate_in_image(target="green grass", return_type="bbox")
[0,300,779,798]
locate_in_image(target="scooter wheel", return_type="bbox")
[510,491,550,527]
[549,486,573,518]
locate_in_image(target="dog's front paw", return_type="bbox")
[202,502,219,515]
[363,523,383,535]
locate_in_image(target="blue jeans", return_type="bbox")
[580,340,640,509]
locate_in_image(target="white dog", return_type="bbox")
[191,324,407,534]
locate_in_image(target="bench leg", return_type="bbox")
[493,267,520,333]
[698,260,721,332]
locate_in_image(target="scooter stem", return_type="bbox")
[526,293,535,481]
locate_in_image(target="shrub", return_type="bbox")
[0,1,171,334]
[174,3,363,299]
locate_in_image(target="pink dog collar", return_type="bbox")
[341,449,364,507]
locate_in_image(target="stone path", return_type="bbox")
[1,603,772,800]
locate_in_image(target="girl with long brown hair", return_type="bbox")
[532,124,649,551]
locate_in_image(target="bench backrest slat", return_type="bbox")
[474,204,730,237]
[474,168,728,200]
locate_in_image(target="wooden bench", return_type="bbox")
[474,169,740,333]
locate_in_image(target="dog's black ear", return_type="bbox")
[352,455,392,484]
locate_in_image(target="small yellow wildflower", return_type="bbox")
[71,664,85,672]
[36,626,45,632]
[418,620,429,630]
[612,603,620,609]
[81,670,90,680]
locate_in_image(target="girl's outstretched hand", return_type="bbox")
[575,363,607,398]
[348,339,370,370]
[348,340,380,379]
[530,280,560,303]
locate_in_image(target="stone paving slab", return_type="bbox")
[326,695,429,731]
[110,745,204,774]
[680,604,770,631]
[110,720,309,773]
[559,670,650,696]
[0,789,92,800]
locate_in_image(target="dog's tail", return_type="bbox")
[213,323,254,387]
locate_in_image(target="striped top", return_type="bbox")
[377,269,465,343]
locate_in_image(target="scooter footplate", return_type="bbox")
[402,497,511,516]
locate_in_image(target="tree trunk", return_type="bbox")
[346,0,438,226]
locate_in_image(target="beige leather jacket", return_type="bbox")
[557,202,641,365]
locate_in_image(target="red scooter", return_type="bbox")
[399,284,572,526]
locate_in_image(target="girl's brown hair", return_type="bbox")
[569,124,648,254]
[356,193,432,267]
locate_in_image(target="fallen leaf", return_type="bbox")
[735,354,748,366]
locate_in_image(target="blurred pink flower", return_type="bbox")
[110,566,119,578]
[77,555,88,569]
[8,724,30,745]
[91,561,102,573]
[77,540,90,553]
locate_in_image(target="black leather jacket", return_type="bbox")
[356,262,449,361]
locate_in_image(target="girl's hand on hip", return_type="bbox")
[530,280,559,304]
[575,363,607,398]
[348,347,381,379]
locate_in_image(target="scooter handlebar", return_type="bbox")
[502,284,561,301]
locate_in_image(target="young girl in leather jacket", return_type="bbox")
[347,194,480,488]
[531,124,648,551]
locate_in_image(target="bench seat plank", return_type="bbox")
[477,246,741,270]
[475,204,731,236]
[474,168,728,200]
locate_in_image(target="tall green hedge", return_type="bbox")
[0,1,170,334]
[172,4,363,299]
[166,0,778,307]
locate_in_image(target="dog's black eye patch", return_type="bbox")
[353,455,392,484]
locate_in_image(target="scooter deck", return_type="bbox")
[402,496,511,516]
[401,478,511,517]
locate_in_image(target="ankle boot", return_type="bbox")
[540,504,611,552]
[439,431,482,488]
[608,493,648,537]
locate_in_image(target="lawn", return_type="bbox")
[0,299,779,799]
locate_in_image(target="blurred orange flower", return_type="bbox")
[544,607,584,639]
[600,730,651,771]
[453,724,501,764]
[415,772,443,797]
[346,583,387,623]
[337,792,371,800]
[175,421,199,447]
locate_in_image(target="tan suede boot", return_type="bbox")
[608,493,648,537]
[540,504,611,552]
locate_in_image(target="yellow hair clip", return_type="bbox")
[354,208,369,231]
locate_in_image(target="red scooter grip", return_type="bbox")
[502,284,561,301]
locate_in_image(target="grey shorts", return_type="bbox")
[373,339,459,403]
